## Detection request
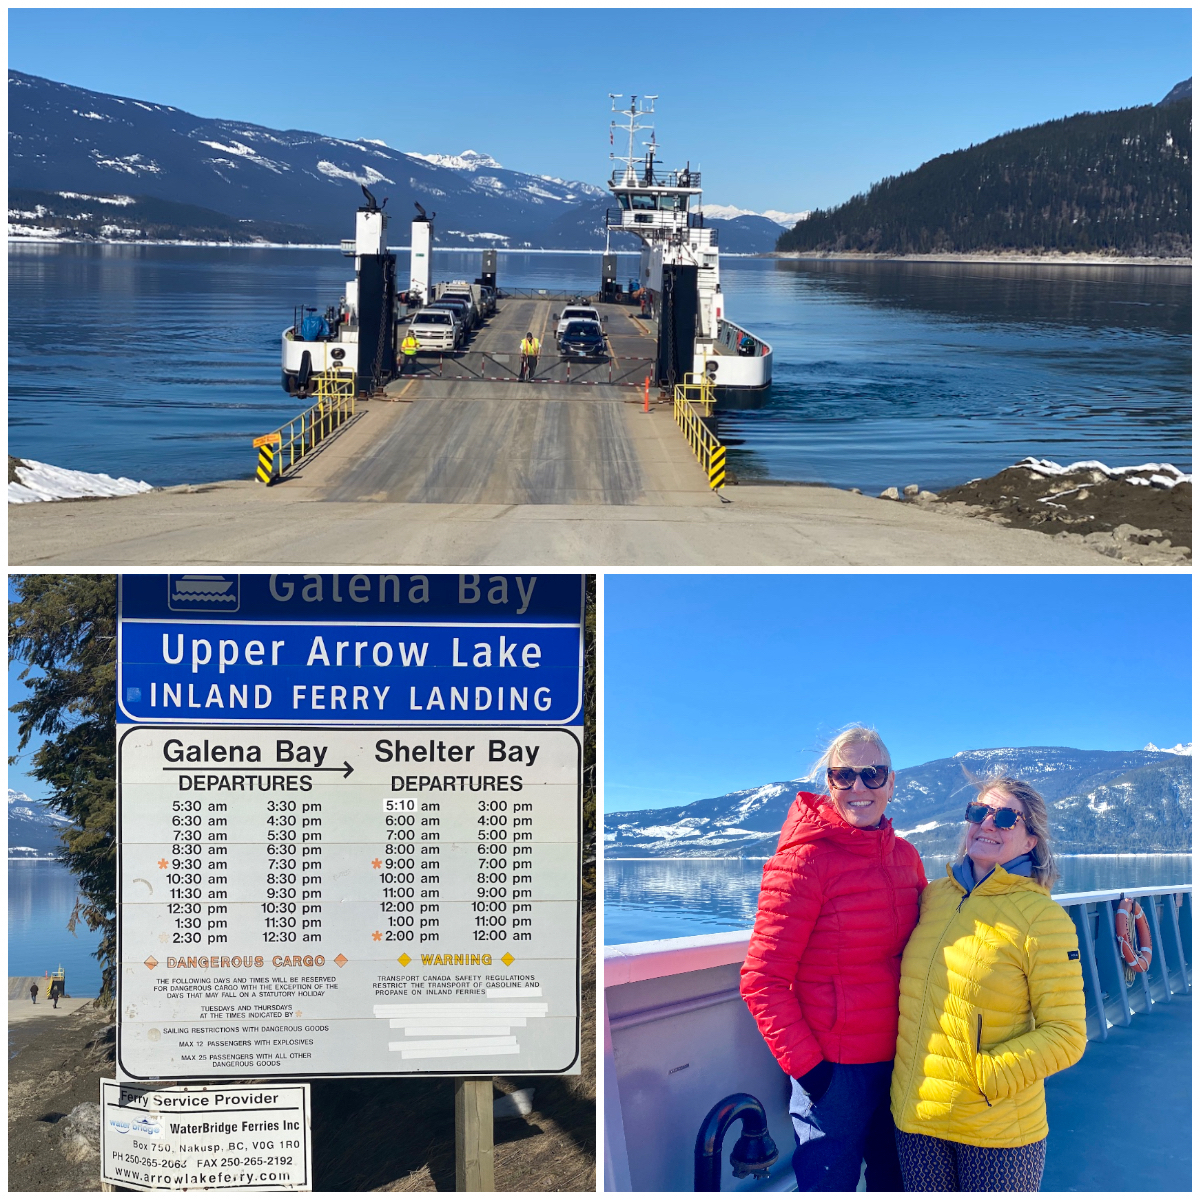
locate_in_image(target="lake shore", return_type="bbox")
[8,902,595,1192]
[772,250,1191,267]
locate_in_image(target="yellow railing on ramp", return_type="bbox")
[673,374,726,492]
[254,372,356,484]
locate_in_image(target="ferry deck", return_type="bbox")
[604,885,1192,1192]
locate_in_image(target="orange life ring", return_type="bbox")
[1115,898,1152,973]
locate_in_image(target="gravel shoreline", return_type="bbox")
[9,902,595,1192]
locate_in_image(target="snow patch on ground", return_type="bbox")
[1017,458,1192,488]
[317,161,395,187]
[199,140,289,174]
[9,459,154,504]
[56,191,136,205]
[896,821,942,836]
[90,151,162,176]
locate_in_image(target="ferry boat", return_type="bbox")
[603,884,1192,1191]
[280,97,772,399]
[605,95,772,394]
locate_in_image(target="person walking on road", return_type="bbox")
[519,332,541,381]
[49,979,63,1009]
[29,982,38,1005]
[399,329,420,376]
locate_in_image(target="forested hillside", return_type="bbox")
[778,97,1191,257]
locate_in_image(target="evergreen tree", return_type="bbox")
[778,100,1191,257]
[9,575,118,1002]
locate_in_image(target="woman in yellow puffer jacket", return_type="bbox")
[890,776,1087,1191]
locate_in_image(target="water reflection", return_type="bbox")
[604,854,1192,946]
[8,860,104,996]
[715,257,1191,492]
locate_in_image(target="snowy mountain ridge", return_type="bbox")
[606,745,1192,858]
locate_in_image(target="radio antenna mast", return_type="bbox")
[609,94,658,186]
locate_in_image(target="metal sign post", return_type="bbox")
[114,574,585,1189]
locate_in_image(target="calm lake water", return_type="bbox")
[8,860,104,997]
[9,246,1190,491]
[718,259,1191,492]
[603,854,1193,945]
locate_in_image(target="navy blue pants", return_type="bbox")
[789,1061,903,1192]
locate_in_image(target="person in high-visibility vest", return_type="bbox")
[400,329,420,374]
[519,332,540,381]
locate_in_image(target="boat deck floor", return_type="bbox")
[1042,991,1190,1191]
[400,297,658,389]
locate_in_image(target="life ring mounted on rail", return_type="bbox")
[1115,896,1152,980]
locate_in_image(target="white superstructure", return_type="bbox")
[606,95,772,391]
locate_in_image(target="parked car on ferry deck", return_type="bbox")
[408,307,461,351]
[554,305,602,340]
[558,319,608,359]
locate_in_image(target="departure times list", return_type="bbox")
[116,726,581,1080]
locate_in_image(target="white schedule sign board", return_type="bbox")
[116,725,580,1080]
[99,1079,311,1190]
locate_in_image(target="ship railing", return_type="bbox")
[608,167,701,189]
[605,209,694,233]
[1053,885,1191,1040]
[403,350,655,389]
[605,883,1192,1046]
[496,288,599,302]
[253,371,357,485]
[673,374,726,492]
[714,318,770,359]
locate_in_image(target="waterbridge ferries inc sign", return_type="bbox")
[116,574,584,1081]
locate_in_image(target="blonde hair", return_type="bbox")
[803,724,892,787]
[955,772,1058,889]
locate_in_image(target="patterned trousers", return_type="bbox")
[895,1129,1047,1192]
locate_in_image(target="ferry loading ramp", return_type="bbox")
[9,298,1124,566]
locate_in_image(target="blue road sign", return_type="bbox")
[119,574,584,726]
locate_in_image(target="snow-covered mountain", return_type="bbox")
[9,70,782,251]
[8,788,72,858]
[606,746,1192,858]
[699,204,810,228]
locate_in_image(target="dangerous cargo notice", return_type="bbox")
[99,1079,311,1191]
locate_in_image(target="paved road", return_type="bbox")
[9,465,1127,569]
[323,398,645,506]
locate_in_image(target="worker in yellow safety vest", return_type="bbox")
[400,329,420,374]
[519,332,541,381]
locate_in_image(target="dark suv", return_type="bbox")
[558,319,607,359]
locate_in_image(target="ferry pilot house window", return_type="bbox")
[630,194,658,210]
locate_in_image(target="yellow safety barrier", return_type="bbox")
[673,373,726,492]
[253,372,356,485]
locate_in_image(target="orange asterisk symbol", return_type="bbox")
[371,858,382,869]
[157,858,169,869]
[372,930,383,942]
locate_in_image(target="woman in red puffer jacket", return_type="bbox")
[740,726,926,1192]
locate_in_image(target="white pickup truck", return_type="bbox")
[407,307,461,351]
[553,304,602,341]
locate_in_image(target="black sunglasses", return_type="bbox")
[964,802,1025,829]
[827,765,890,791]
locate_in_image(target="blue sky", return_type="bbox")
[8,8,1191,213]
[603,574,1192,812]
